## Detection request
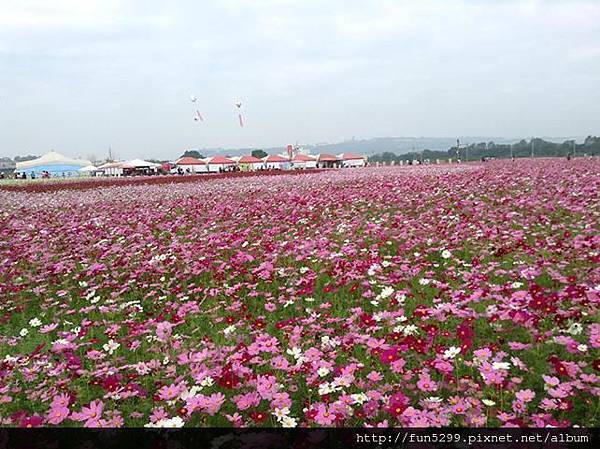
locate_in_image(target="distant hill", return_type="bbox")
[194,136,587,157]
[368,136,600,163]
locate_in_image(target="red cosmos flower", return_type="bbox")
[217,371,241,389]
[386,392,409,417]
[456,322,474,341]
[354,408,366,419]
[253,319,266,329]
[248,411,269,424]
[593,359,600,372]
[100,374,121,392]
[422,324,438,336]
[548,356,569,377]
[413,306,429,318]
[388,332,402,342]
[359,313,376,327]
[19,415,43,428]
[379,346,401,364]
[304,408,318,420]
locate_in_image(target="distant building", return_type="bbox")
[0,157,16,176]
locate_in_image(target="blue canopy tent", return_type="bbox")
[15,151,92,178]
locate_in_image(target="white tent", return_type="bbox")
[79,165,99,172]
[96,161,125,177]
[122,159,161,169]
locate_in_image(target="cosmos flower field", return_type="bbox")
[0,159,598,428]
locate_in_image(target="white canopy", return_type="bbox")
[122,159,161,169]
[16,151,91,170]
[79,165,99,172]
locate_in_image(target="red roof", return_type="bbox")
[291,154,316,162]
[237,155,262,163]
[206,156,235,164]
[177,157,204,165]
[264,154,289,163]
[317,153,339,162]
[339,153,365,160]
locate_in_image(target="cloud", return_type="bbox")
[0,0,599,159]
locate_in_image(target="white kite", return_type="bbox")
[235,101,243,127]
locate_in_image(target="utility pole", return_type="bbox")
[573,140,576,158]
[531,138,534,158]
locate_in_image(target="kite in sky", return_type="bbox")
[235,101,244,127]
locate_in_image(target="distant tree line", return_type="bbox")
[368,136,600,163]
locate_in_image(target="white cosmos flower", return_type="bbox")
[441,250,452,259]
[367,264,380,276]
[511,281,524,289]
[145,416,185,428]
[200,376,214,387]
[223,325,236,335]
[318,382,333,395]
[482,399,496,406]
[379,286,394,299]
[287,347,302,359]
[280,416,298,428]
[419,278,431,286]
[19,328,29,337]
[426,397,443,403]
[577,344,588,352]
[317,367,330,377]
[443,346,461,359]
[102,339,120,355]
[403,325,418,336]
[567,323,583,335]
[492,361,511,370]
[351,393,368,405]
[28,318,42,328]
[273,407,290,420]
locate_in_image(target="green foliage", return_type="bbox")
[181,150,205,159]
[369,136,600,163]
[251,149,268,159]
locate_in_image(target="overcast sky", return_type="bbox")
[1,0,599,160]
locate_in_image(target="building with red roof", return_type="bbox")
[316,153,340,168]
[262,154,289,170]
[233,155,264,171]
[205,156,236,173]
[176,156,208,173]
[337,152,366,167]
[290,153,317,169]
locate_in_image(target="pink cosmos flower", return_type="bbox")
[515,389,535,402]
[47,406,69,425]
[72,400,104,427]
[157,383,182,401]
[313,403,335,426]
[156,321,173,342]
